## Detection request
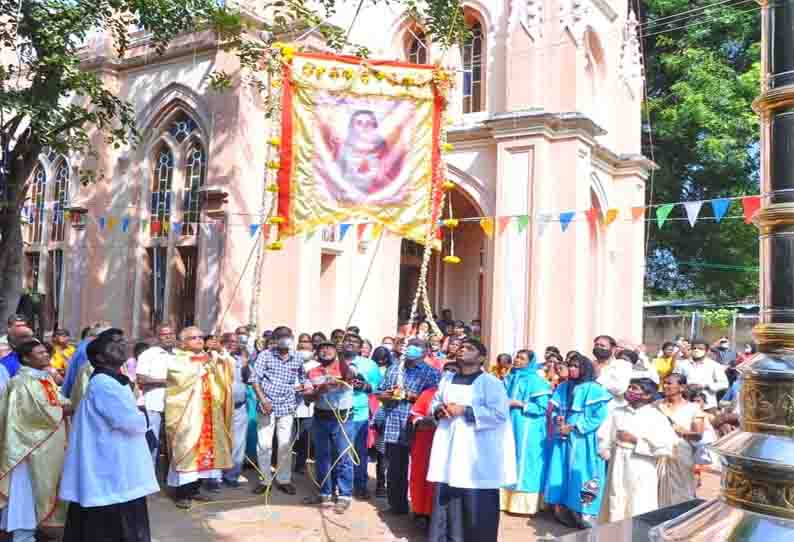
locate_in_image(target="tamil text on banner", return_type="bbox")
[277,52,449,243]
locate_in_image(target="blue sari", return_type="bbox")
[501,355,552,513]
[544,380,611,516]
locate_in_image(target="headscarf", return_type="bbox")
[504,351,548,399]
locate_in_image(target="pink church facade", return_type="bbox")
[22,0,650,353]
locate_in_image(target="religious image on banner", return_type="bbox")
[277,52,449,244]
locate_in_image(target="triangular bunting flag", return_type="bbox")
[215,221,225,233]
[97,216,106,230]
[742,196,761,224]
[604,209,619,227]
[631,207,645,221]
[340,224,352,240]
[656,203,675,228]
[372,223,384,239]
[711,198,731,223]
[202,223,212,237]
[121,217,130,233]
[479,218,494,238]
[249,223,260,238]
[683,201,703,228]
[516,215,529,233]
[142,219,150,232]
[497,216,512,235]
[162,220,170,234]
[357,223,368,240]
[172,222,183,236]
[559,211,575,232]
[537,212,553,237]
[585,208,598,228]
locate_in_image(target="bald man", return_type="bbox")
[164,327,234,509]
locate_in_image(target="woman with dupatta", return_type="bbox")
[655,372,708,507]
[0,340,71,541]
[544,354,611,529]
[500,350,551,515]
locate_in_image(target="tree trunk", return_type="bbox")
[0,213,24,336]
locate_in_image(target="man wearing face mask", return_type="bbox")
[342,334,382,499]
[221,333,251,488]
[249,326,308,496]
[377,339,441,515]
[598,378,675,523]
[304,342,356,514]
[593,335,633,410]
[673,339,728,413]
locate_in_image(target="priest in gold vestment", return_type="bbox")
[0,340,72,540]
[165,327,234,509]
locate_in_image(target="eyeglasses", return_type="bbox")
[184,335,203,341]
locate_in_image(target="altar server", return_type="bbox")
[598,378,676,522]
[500,349,551,515]
[60,333,160,542]
[427,339,515,542]
[0,340,70,541]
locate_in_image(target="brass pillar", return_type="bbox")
[650,1,794,539]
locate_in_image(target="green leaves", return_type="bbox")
[643,0,761,301]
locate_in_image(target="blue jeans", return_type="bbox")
[313,414,354,498]
[352,420,370,492]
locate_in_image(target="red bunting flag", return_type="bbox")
[742,196,761,224]
[151,220,161,235]
[498,216,512,235]
[357,223,368,240]
[631,207,645,221]
[585,208,598,228]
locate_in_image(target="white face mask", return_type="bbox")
[299,350,314,361]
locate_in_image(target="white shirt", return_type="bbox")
[427,372,516,489]
[135,346,172,412]
[597,357,634,409]
[60,373,160,507]
[295,359,319,418]
[673,357,728,409]
[0,364,9,393]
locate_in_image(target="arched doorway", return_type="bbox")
[397,188,485,332]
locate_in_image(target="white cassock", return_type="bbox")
[598,402,676,522]
[427,372,516,489]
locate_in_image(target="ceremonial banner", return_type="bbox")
[277,52,448,243]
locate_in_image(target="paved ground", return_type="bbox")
[145,466,722,542]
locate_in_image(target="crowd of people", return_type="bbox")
[0,310,749,542]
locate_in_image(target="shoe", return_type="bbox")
[175,498,192,510]
[222,479,241,489]
[192,492,215,502]
[375,487,387,499]
[354,489,371,500]
[253,483,269,495]
[204,481,222,493]
[415,516,429,531]
[578,514,597,529]
[277,483,297,495]
[303,495,334,507]
[334,497,352,514]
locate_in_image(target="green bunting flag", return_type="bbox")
[656,203,675,228]
[516,215,529,233]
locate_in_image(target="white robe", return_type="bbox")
[427,372,516,490]
[598,402,676,522]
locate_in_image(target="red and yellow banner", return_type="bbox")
[277,52,448,243]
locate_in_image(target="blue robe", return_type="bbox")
[503,361,551,496]
[544,380,611,516]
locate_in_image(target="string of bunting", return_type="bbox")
[17,193,763,240]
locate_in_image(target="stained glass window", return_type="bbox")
[29,164,47,244]
[168,112,197,143]
[182,142,206,236]
[150,147,174,237]
[51,161,69,242]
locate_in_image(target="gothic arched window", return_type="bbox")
[461,21,484,114]
[407,30,428,65]
[150,145,174,237]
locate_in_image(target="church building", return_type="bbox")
[22,0,651,353]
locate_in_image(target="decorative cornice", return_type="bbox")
[619,9,644,99]
[559,0,592,45]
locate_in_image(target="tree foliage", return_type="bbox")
[641,0,761,301]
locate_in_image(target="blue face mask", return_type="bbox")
[405,345,424,360]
